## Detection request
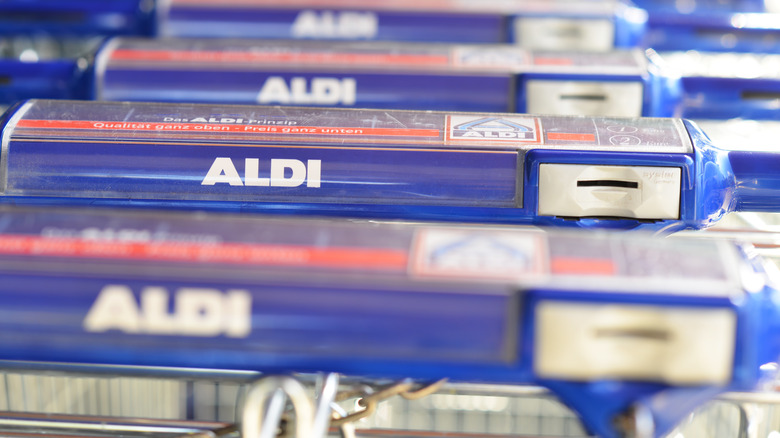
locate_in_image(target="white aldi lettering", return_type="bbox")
[291,10,378,39]
[257,76,357,105]
[83,285,252,338]
[201,157,322,188]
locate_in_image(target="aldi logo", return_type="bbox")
[447,115,540,143]
[452,47,529,70]
[410,228,547,281]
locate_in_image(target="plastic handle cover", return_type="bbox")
[729,150,780,212]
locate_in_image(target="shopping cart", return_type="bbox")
[0,364,777,438]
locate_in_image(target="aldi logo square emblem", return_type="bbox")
[447,115,540,143]
[410,228,547,281]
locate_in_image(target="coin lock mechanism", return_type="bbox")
[538,164,681,220]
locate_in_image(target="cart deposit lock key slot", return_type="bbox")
[537,164,681,220]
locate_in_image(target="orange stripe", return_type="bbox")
[170,0,457,10]
[0,235,408,271]
[532,57,574,66]
[16,119,441,138]
[13,137,518,154]
[110,49,451,66]
[550,257,615,275]
[546,132,595,142]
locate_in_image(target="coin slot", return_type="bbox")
[594,328,670,341]
[525,80,643,117]
[538,164,681,220]
[577,179,638,189]
[560,94,607,101]
[742,90,780,100]
[534,302,737,385]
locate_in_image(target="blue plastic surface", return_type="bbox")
[0,0,648,49]
[162,6,505,42]
[643,9,780,52]
[650,51,780,120]
[0,59,92,104]
[681,76,780,120]
[633,0,769,13]
[0,0,646,48]
[0,0,155,36]
[0,205,774,438]
[96,39,514,111]
[159,0,647,49]
[1,101,777,231]
[94,39,670,115]
[2,37,679,115]
[0,100,703,230]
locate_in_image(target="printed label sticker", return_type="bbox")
[446,115,541,144]
[410,228,547,281]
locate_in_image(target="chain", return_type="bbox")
[241,374,447,438]
[329,378,447,427]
